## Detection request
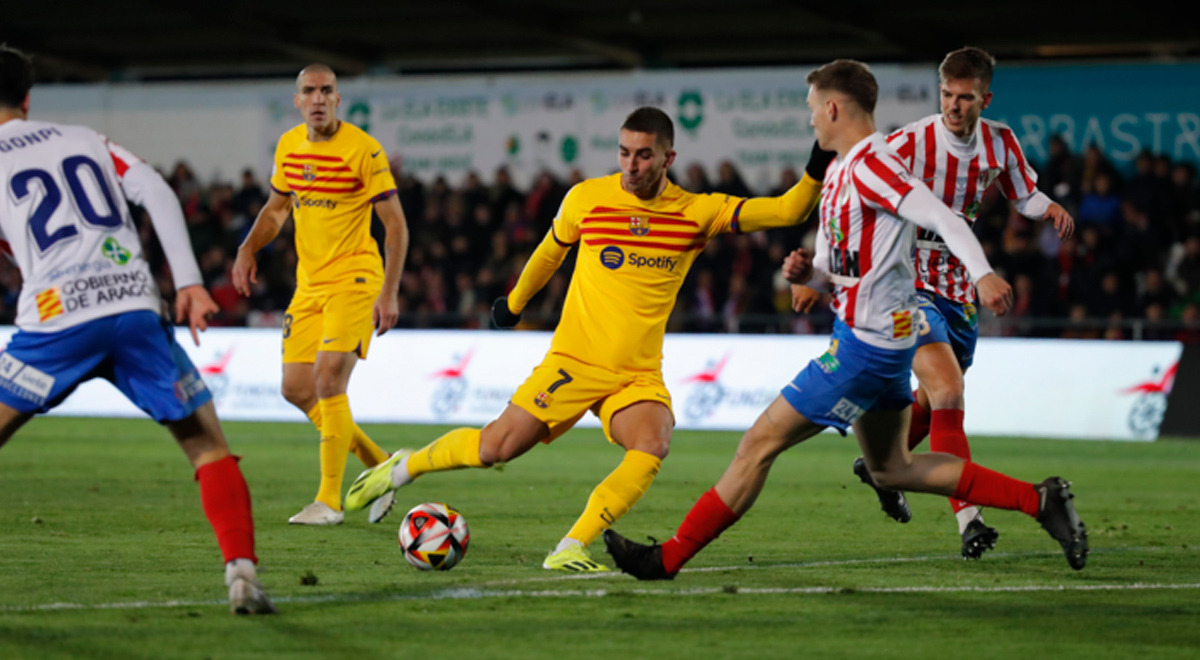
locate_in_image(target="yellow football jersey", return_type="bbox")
[270,122,397,288]
[543,173,745,373]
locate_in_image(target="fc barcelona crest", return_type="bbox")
[303,164,317,181]
[629,216,651,236]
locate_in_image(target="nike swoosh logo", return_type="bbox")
[322,338,338,344]
[371,149,382,158]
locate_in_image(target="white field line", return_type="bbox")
[1,546,1194,614]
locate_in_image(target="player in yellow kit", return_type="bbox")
[232,63,410,525]
[347,107,832,569]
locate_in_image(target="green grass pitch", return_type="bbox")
[1,417,1199,659]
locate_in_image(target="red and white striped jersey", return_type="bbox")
[0,119,160,331]
[887,114,1039,303]
[814,133,923,350]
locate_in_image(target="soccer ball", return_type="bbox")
[398,502,470,571]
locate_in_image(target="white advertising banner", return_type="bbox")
[0,326,1182,441]
[262,65,936,191]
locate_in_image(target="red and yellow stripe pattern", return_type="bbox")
[580,205,707,253]
[36,287,64,322]
[280,153,362,194]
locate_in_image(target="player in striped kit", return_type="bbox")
[798,48,1075,558]
[603,60,1088,579]
[0,45,274,614]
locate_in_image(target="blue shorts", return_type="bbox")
[781,320,915,434]
[915,291,978,370]
[0,311,211,423]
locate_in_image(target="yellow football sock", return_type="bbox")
[565,450,662,547]
[307,405,389,467]
[407,428,484,479]
[314,394,354,511]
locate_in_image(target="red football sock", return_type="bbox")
[953,461,1040,518]
[660,488,741,574]
[908,394,931,450]
[196,455,257,564]
[930,409,972,513]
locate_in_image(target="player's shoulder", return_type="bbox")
[887,114,939,142]
[979,116,1019,147]
[563,172,621,206]
[336,122,384,151]
[275,124,308,149]
[980,116,1015,134]
[856,134,907,169]
[2,118,98,142]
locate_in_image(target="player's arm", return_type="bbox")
[1013,190,1075,240]
[898,184,1012,315]
[232,189,292,296]
[372,193,410,336]
[119,161,216,346]
[731,143,835,232]
[1000,130,1075,239]
[494,228,572,328]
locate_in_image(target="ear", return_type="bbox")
[826,97,839,122]
[664,148,677,170]
[21,92,30,116]
[294,92,302,110]
[980,90,994,112]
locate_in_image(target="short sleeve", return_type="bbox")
[362,138,397,202]
[269,135,291,195]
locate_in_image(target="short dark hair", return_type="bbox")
[0,44,34,109]
[806,60,877,114]
[621,106,674,149]
[939,47,996,89]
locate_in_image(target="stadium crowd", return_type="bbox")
[3,137,1198,342]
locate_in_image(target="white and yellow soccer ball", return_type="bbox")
[398,502,470,570]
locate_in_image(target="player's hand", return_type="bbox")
[782,248,814,284]
[805,140,837,181]
[175,285,219,346]
[491,296,522,329]
[231,247,258,297]
[1044,203,1075,240]
[373,292,400,336]
[791,284,821,313]
[975,273,1013,316]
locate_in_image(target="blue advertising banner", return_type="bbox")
[988,62,1200,175]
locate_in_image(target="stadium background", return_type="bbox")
[3,4,1200,438]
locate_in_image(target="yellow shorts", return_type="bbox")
[282,280,380,363]
[510,353,674,444]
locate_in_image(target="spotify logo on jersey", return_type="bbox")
[600,246,625,269]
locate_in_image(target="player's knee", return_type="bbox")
[927,381,964,410]
[633,435,670,460]
[280,379,314,410]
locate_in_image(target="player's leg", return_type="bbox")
[913,295,996,556]
[167,403,275,614]
[282,362,388,469]
[546,399,671,571]
[107,312,274,612]
[605,396,822,579]
[0,404,34,451]
[345,355,603,520]
[854,407,1088,570]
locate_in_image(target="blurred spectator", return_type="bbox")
[712,160,754,197]
[681,162,713,194]
[1077,171,1122,229]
